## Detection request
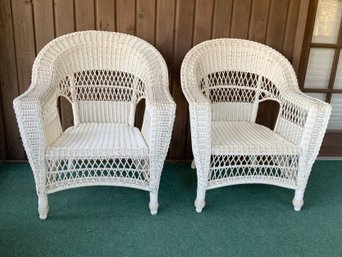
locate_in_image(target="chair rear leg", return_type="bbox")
[191,160,196,169]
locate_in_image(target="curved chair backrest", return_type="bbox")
[31,31,168,126]
[181,39,299,122]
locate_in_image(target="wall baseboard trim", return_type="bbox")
[316,157,342,161]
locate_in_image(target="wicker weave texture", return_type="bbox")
[13,31,176,219]
[181,39,331,213]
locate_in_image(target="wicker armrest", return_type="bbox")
[14,84,62,178]
[275,89,331,178]
[275,89,331,146]
[182,84,211,107]
[142,86,176,149]
[181,85,211,183]
[283,89,330,111]
[284,89,331,148]
[139,86,175,190]
[146,86,175,106]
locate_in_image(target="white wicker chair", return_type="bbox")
[13,31,175,219]
[181,39,331,213]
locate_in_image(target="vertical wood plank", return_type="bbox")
[136,0,155,44]
[135,0,156,129]
[12,0,36,92]
[0,0,26,159]
[96,0,115,31]
[169,0,195,160]
[0,99,6,160]
[54,0,75,130]
[248,0,270,43]
[33,0,55,52]
[230,0,252,39]
[319,133,342,157]
[75,0,95,30]
[193,0,214,45]
[293,0,311,74]
[54,0,75,36]
[261,0,288,137]
[297,0,316,88]
[282,0,300,62]
[256,100,280,130]
[59,94,74,131]
[116,0,136,35]
[212,0,233,38]
[265,0,289,51]
[155,0,175,68]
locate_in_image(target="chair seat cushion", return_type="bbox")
[212,121,302,155]
[46,123,148,159]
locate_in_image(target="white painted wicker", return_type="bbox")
[13,31,176,219]
[181,39,331,213]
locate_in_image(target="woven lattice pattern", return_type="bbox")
[70,70,144,102]
[209,154,298,189]
[46,157,149,192]
[13,31,176,219]
[181,39,331,212]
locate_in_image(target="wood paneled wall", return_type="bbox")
[0,0,310,161]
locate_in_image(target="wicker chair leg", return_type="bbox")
[293,189,304,211]
[38,194,49,220]
[191,160,196,169]
[149,191,159,215]
[194,188,206,213]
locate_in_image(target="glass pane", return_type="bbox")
[328,94,342,130]
[334,52,342,89]
[305,93,326,101]
[312,0,342,44]
[304,48,335,89]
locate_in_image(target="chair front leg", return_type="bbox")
[149,190,159,215]
[36,163,49,220]
[194,163,209,213]
[149,166,162,215]
[293,189,304,211]
[293,160,310,211]
[38,193,49,220]
[195,186,207,213]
